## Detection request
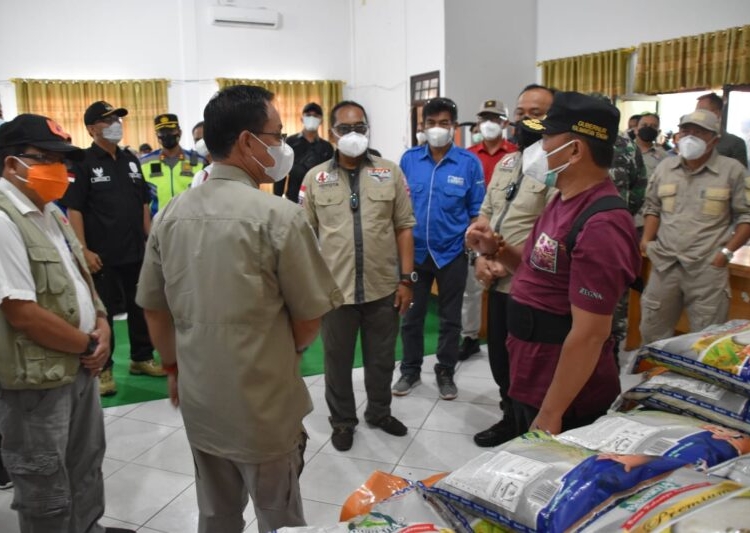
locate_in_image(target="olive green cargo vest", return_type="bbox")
[0,193,106,390]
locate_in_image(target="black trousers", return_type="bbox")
[486,291,515,423]
[93,262,154,369]
[400,254,467,376]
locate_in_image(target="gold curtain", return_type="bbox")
[12,79,169,150]
[540,48,634,99]
[216,79,344,140]
[635,25,750,94]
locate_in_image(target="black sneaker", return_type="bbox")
[435,367,457,400]
[458,336,481,361]
[367,415,408,436]
[473,419,518,447]
[331,427,354,451]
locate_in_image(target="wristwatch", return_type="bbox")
[400,271,418,286]
[720,247,734,261]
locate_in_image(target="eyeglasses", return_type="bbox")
[17,153,65,165]
[349,192,359,212]
[333,123,369,136]
[252,131,288,144]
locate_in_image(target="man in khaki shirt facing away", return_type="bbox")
[301,100,416,452]
[640,109,750,344]
[136,85,342,533]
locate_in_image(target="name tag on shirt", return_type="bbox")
[368,168,392,182]
[447,175,464,186]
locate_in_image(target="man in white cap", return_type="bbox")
[640,109,750,344]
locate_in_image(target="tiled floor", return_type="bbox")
[0,349,640,532]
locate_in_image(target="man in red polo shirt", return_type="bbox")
[459,99,518,360]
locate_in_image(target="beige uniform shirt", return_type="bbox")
[302,155,415,304]
[643,151,750,272]
[480,152,556,293]
[136,163,343,464]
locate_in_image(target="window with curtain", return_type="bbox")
[540,48,634,99]
[12,79,169,150]
[215,79,344,140]
[634,25,750,95]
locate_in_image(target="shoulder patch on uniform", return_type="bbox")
[500,152,520,169]
[298,184,306,206]
[367,168,392,182]
[315,171,338,185]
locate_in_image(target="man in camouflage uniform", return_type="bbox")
[589,94,647,361]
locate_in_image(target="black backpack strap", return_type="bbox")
[565,195,627,257]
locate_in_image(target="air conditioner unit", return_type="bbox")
[210,6,280,29]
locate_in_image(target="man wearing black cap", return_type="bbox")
[140,113,206,215]
[0,114,134,532]
[273,102,333,204]
[467,91,641,435]
[61,101,163,397]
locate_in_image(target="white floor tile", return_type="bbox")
[399,429,486,472]
[102,457,129,479]
[132,428,194,476]
[318,424,414,464]
[99,515,140,530]
[454,351,491,378]
[449,375,500,405]
[422,399,499,435]
[388,395,436,429]
[124,399,184,428]
[103,463,193,525]
[144,484,256,533]
[302,410,334,459]
[390,465,447,481]
[104,418,180,462]
[102,402,141,417]
[139,528,169,532]
[303,499,342,527]
[299,453,394,506]
[304,374,322,387]
[0,490,20,533]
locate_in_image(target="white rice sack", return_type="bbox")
[707,455,750,485]
[556,411,750,469]
[425,431,689,533]
[617,367,750,435]
[631,319,750,395]
[579,468,747,532]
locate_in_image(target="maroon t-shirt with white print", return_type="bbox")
[507,179,641,417]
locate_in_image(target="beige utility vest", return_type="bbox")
[0,194,105,390]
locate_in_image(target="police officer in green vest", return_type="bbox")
[140,113,206,215]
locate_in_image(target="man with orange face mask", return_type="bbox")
[0,114,134,532]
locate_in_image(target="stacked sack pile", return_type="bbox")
[274,322,750,533]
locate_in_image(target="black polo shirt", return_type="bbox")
[273,132,334,203]
[61,143,150,266]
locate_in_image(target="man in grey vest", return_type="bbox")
[0,115,134,533]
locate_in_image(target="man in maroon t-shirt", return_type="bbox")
[466,91,641,435]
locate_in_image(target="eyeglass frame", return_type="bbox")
[332,123,369,136]
[252,131,288,144]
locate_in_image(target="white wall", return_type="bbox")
[0,0,352,143]
[444,0,537,125]
[536,0,750,61]
[348,0,445,161]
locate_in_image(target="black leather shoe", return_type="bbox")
[458,337,481,361]
[368,415,408,436]
[331,427,354,451]
[473,419,517,447]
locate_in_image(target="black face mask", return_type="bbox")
[637,126,659,143]
[514,117,543,150]
[159,133,180,150]
[627,129,637,141]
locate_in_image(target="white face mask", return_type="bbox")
[426,126,453,148]
[194,138,209,158]
[677,135,708,160]
[251,133,294,182]
[479,120,503,140]
[521,139,574,188]
[302,115,321,132]
[336,132,369,158]
[102,122,123,143]
[415,131,427,145]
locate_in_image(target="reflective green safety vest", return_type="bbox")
[141,149,205,216]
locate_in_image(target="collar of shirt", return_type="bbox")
[89,141,125,160]
[0,178,42,216]
[208,162,260,188]
[417,143,460,164]
[329,150,374,171]
[671,149,721,175]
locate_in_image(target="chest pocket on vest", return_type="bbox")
[27,246,68,296]
[657,183,677,213]
[513,179,547,214]
[701,187,730,217]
